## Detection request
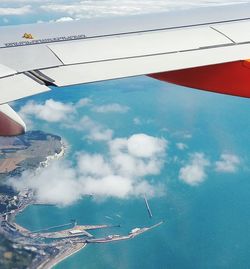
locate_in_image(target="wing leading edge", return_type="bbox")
[1,4,250,135]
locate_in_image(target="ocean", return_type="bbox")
[15,76,250,269]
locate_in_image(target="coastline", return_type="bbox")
[7,136,75,269]
[12,136,67,215]
[38,243,87,269]
[39,140,67,169]
[4,134,164,269]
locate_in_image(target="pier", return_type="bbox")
[32,222,74,233]
[144,194,153,218]
[78,221,164,244]
[34,224,120,240]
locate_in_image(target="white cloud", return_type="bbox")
[109,134,167,177]
[126,134,166,158]
[183,133,192,139]
[172,131,193,140]
[79,116,114,141]
[54,16,74,22]
[40,0,248,19]
[83,175,133,199]
[0,0,248,25]
[75,98,92,108]
[8,161,81,206]
[112,153,163,178]
[133,117,141,125]
[215,153,240,173]
[40,16,76,24]
[133,117,154,126]
[0,5,32,16]
[8,133,167,206]
[176,142,188,150]
[109,134,166,157]
[19,99,75,123]
[179,153,210,186]
[19,98,113,142]
[77,153,112,177]
[92,103,129,113]
[18,99,129,142]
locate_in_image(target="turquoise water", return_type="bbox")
[15,77,250,268]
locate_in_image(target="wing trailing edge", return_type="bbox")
[0,73,51,105]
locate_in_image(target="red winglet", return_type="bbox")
[149,60,250,98]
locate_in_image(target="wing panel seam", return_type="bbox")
[210,26,236,44]
[43,43,240,69]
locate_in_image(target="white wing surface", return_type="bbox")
[1,3,250,135]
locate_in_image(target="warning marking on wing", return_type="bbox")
[4,34,87,48]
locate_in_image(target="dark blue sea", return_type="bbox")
[15,77,250,269]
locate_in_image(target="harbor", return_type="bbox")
[34,224,121,239]
[0,186,164,269]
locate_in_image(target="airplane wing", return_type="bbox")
[1,3,250,135]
